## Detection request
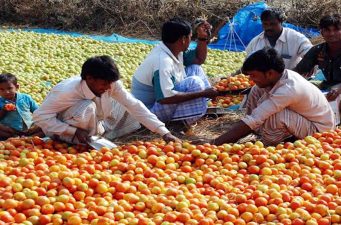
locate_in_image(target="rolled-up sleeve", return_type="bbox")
[242,85,294,130]
[111,81,170,136]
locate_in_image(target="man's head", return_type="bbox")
[261,8,286,38]
[81,56,120,97]
[0,73,19,101]
[319,14,341,44]
[242,48,285,88]
[161,17,192,51]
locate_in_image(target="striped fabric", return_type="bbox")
[103,100,141,140]
[56,100,98,144]
[259,108,318,146]
[56,99,141,144]
[245,86,318,146]
[150,65,211,124]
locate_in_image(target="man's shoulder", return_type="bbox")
[312,42,326,50]
[144,45,173,65]
[305,43,325,56]
[249,32,264,43]
[285,70,319,91]
[246,33,264,52]
[53,76,81,90]
[283,27,309,40]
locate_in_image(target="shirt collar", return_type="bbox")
[80,79,96,100]
[159,42,181,64]
[267,69,289,94]
[260,27,287,43]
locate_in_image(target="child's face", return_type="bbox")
[0,81,18,101]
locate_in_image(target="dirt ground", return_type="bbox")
[114,109,258,145]
[115,77,257,145]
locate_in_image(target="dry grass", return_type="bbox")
[114,110,258,145]
[1,0,339,38]
[0,0,251,38]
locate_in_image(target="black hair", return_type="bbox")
[162,17,192,44]
[80,56,120,81]
[261,8,286,23]
[0,73,18,85]
[319,14,341,29]
[242,47,285,74]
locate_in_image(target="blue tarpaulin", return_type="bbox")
[208,1,320,51]
[4,27,201,49]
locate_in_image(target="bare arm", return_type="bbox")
[211,120,252,145]
[158,88,219,104]
[192,21,212,65]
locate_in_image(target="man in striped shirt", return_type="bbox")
[210,48,335,146]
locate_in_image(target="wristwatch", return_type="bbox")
[197,37,210,44]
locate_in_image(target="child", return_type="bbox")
[0,73,43,139]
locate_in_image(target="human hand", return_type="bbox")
[191,138,212,145]
[3,103,16,111]
[196,21,212,39]
[203,87,220,98]
[73,128,90,144]
[162,132,181,143]
[220,74,233,80]
[24,125,44,137]
[326,89,340,101]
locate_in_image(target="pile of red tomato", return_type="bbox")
[0,130,341,225]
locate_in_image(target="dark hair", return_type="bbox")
[261,8,286,23]
[319,14,341,29]
[81,56,120,81]
[162,17,192,44]
[242,47,285,74]
[0,73,18,85]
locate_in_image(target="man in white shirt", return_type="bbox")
[206,48,335,146]
[131,18,219,128]
[33,56,179,144]
[230,8,312,76]
[246,8,312,69]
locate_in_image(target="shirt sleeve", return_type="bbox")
[111,81,170,136]
[153,57,179,101]
[245,37,257,56]
[32,90,77,137]
[294,46,318,74]
[242,85,295,130]
[27,95,39,112]
[296,34,313,57]
[0,98,5,109]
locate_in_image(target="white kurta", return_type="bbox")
[243,69,335,145]
[245,28,312,69]
[33,76,169,142]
